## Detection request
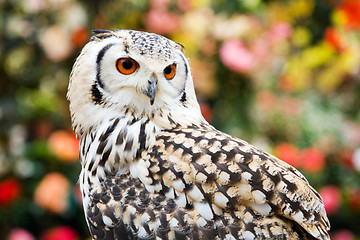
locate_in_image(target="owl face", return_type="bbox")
[94,32,187,107]
[68,30,202,134]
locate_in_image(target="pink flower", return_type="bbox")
[34,173,70,214]
[39,26,73,62]
[150,0,170,8]
[177,0,192,11]
[319,185,341,216]
[279,97,302,116]
[41,226,78,240]
[268,22,292,44]
[301,148,325,173]
[144,7,179,35]
[219,39,256,73]
[24,0,45,13]
[8,228,35,240]
[48,130,79,162]
[252,38,270,60]
[333,230,355,240]
[257,91,275,111]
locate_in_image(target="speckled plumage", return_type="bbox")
[68,29,330,240]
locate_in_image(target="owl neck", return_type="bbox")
[77,101,207,166]
[78,103,207,195]
[72,94,206,136]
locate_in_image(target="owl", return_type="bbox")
[67,29,330,240]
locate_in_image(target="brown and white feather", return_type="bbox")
[68,29,330,240]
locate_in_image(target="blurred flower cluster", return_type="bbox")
[1,0,360,238]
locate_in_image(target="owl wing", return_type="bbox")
[86,171,314,240]
[86,172,195,240]
[134,124,330,240]
[86,123,330,239]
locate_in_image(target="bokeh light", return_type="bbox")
[1,0,360,238]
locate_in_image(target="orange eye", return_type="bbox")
[116,58,138,75]
[164,63,176,80]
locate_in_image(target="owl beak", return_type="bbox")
[144,73,157,105]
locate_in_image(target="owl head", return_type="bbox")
[68,30,203,135]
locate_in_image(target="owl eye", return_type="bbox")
[116,58,138,75]
[164,63,176,80]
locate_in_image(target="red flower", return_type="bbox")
[324,27,345,51]
[301,148,325,173]
[274,143,300,167]
[348,189,360,210]
[340,149,354,169]
[41,226,78,240]
[71,27,89,48]
[339,0,360,29]
[319,185,341,216]
[0,178,21,206]
[200,103,213,123]
[278,75,294,92]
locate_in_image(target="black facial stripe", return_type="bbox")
[178,52,189,104]
[91,83,103,104]
[180,92,187,103]
[96,43,115,88]
[178,53,189,78]
[96,43,115,64]
[92,43,115,104]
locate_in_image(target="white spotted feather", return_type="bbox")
[68,29,330,240]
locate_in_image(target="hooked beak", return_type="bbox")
[143,73,157,105]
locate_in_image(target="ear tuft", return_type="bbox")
[174,42,185,53]
[91,29,115,40]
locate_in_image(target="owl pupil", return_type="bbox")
[123,60,133,69]
[164,65,172,74]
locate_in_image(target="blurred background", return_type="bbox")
[1,0,360,239]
